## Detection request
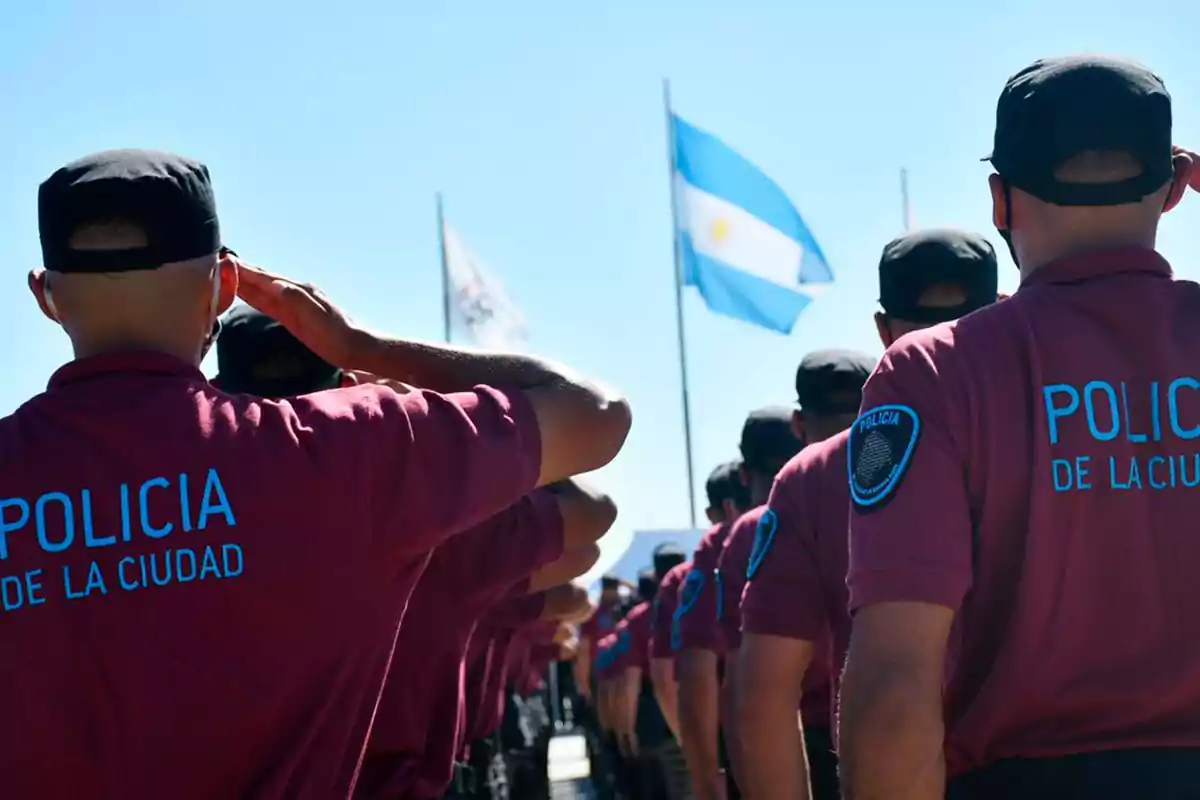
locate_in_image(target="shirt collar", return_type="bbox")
[48,351,207,391]
[1021,247,1172,289]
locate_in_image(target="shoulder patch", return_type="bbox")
[746,509,778,580]
[674,569,705,621]
[847,404,921,513]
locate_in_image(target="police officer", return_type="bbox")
[675,454,756,799]
[737,233,999,800]
[610,550,688,800]
[576,575,623,712]
[9,149,630,799]
[650,557,692,740]
[708,407,806,796]
[839,56,1198,799]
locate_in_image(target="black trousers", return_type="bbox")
[718,726,741,800]
[947,747,1200,800]
[804,724,840,800]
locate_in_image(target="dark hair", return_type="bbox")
[705,460,745,509]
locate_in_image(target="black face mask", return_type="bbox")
[200,320,221,361]
[996,180,1020,270]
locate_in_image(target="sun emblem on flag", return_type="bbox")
[709,217,731,244]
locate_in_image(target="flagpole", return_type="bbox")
[900,168,911,233]
[436,192,451,343]
[663,79,699,530]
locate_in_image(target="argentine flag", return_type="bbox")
[672,115,833,334]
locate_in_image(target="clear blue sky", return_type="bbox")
[2,0,1196,575]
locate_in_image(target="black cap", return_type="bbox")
[600,575,621,590]
[986,55,1173,206]
[878,229,998,323]
[652,544,686,582]
[39,149,221,274]
[740,406,804,473]
[637,569,659,603]
[704,460,748,510]
[795,349,874,415]
[214,305,342,398]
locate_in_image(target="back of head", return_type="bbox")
[985,55,1184,271]
[877,229,999,338]
[35,149,231,362]
[652,544,686,583]
[704,460,751,519]
[214,305,343,398]
[740,406,805,478]
[637,569,659,604]
[794,348,875,442]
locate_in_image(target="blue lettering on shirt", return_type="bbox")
[848,404,921,513]
[0,468,243,615]
[1042,378,1200,493]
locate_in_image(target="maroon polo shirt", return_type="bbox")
[594,631,621,682]
[0,352,541,799]
[848,248,1200,776]
[520,641,561,697]
[581,604,620,647]
[612,601,654,674]
[675,522,732,654]
[652,561,691,660]
[715,507,763,653]
[466,594,547,743]
[357,491,564,799]
[742,437,847,731]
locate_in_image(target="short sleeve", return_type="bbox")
[847,337,973,612]
[715,515,756,650]
[742,470,826,641]
[460,490,565,606]
[624,609,652,671]
[580,615,600,644]
[675,543,725,653]
[651,575,681,659]
[486,590,547,628]
[294,384,542,557]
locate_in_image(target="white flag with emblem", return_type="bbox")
[441,223,529,350]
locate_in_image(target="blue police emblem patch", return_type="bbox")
[746,509,778,579]
[848,404,921,512]
[674,569,705,622]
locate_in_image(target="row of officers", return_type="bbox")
[560,55,1200,800]
[4,51,1200,800]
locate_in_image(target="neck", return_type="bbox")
[1017,228,1157,281]
[70,328,203,364]
[749,473,773,507]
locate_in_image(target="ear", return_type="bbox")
[705,507,720,525]
[790,409,806,443]
[1162,152,1194,214]
[216,257,239,315]
[28,269,59,324]
[874,311,893,349]
[988,174,1008,230]
[722,498,737,519]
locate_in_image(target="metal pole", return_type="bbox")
[436,193,452,343]
[663,79,698,529]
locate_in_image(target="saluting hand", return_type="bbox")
[231,256,369,370]
[1173,146,1200,193]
